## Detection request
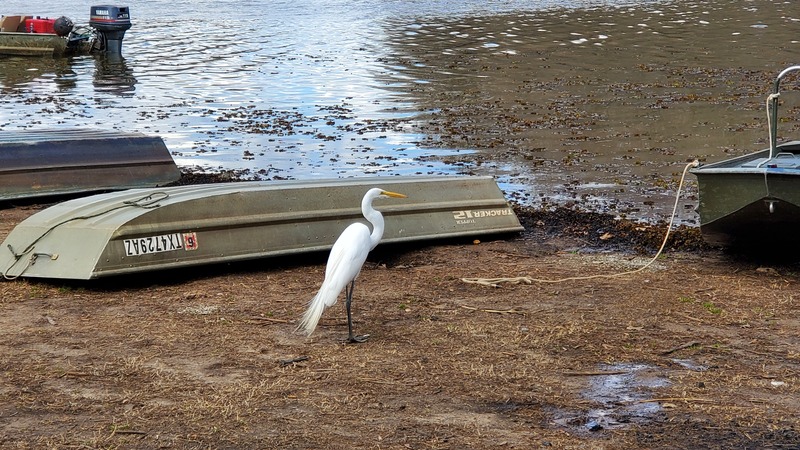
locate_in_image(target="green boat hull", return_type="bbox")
[0,31,67,56]
[0,176,523,279]
[691,142,800,249]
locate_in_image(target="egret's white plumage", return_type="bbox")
[296,188,406,341]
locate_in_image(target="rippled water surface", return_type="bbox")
[2,1,799,222]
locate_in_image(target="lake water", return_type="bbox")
[1,0,799,223]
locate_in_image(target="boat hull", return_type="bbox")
[0,31,67,56]
[0,129,181,201]
[691,142,800,249]
[696,195,800,249]
[0,176,523,279]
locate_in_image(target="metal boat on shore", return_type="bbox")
[0,176,523,280]
[690,66,800,249]
[0,129,181,202]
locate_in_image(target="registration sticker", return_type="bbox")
[183,232,199,251]
[124,233,186,257]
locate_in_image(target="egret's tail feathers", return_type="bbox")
[296,287,339,336]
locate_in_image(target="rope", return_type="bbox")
[462,160,700,287]
[2,192,168,280]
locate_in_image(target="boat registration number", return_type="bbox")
[124,232,198,256]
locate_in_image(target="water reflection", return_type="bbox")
[0,56,80,92]
[93,55,136,96]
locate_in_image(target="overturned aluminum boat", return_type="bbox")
[0,129,180,201]
[690,66,800,249]
[0,176,523,280]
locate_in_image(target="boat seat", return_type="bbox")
[764,152,800,169]
[740,151,800,169]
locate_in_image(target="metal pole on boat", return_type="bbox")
[770,65,800,158]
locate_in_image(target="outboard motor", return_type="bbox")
[89,5,131,55]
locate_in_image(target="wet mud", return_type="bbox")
[552,363,671,433]
[513,204,711,254]
[2,181,800,449]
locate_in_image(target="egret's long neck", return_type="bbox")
[363,197,385,251]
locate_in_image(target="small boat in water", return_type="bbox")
[0,5,131,57]
[0,176,523,280]
[690,66,800,250]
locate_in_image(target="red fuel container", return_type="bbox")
[25,18,56,34]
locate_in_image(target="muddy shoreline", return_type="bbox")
[1,185,799,449]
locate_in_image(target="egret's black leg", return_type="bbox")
[345,280,369,343]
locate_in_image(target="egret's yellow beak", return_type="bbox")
[381,190,407,199]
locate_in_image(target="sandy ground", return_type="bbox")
[1,202,799,449]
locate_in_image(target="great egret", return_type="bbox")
[296,188,407,342]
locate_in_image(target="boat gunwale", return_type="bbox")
[0,31,61,36]
[690,167,800,175]
[0,129,148,144]
[691,141,800,174]
[110,198,510,239]
[27,176,504,220]
[0,159,180,175]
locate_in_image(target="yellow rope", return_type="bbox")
[461,160,700,287]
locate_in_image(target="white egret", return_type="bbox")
[296,188,407,343]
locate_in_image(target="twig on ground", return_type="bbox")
[279,356,309,367]
[461,277,533,287]
[661,341,701,355]
[636,397,713,404]
[357,377,396,385]
[58,372,91,378]
[562,370,630,376]
[459,305,526,315]
[678,312,705,323]
[251,316,291,324]
[113,430,148,436]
